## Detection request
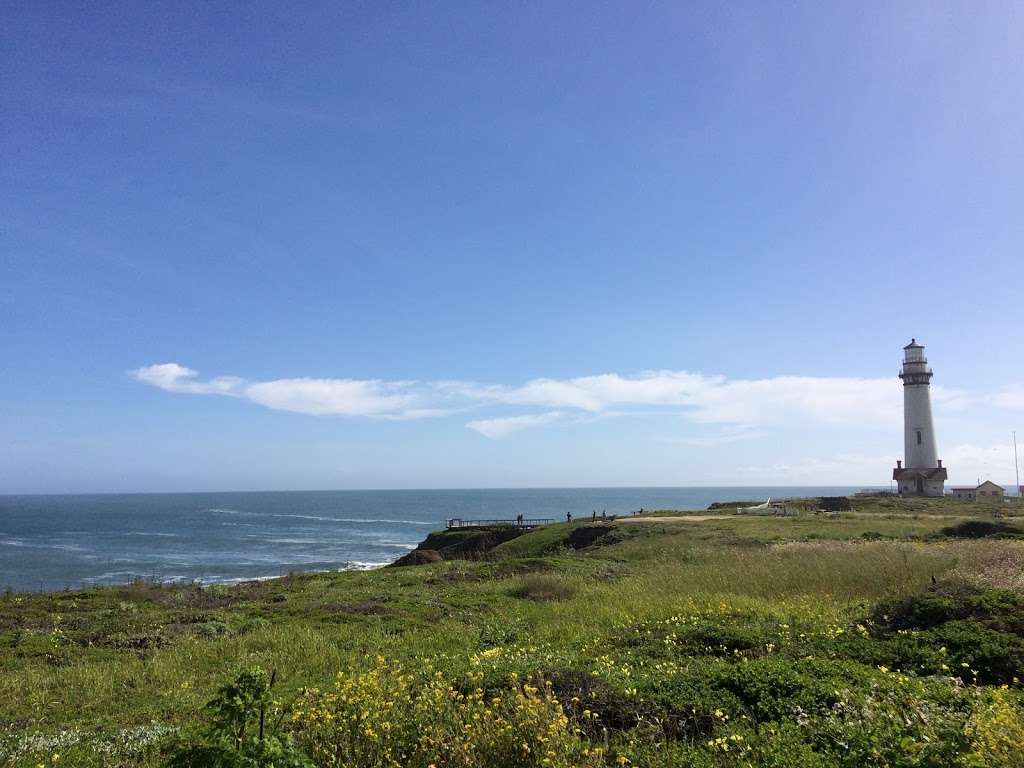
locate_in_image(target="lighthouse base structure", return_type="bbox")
[893,466,947,497]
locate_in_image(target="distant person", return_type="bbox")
[592,510,596,521]
[566,512,572,522]
[516,513,523,527]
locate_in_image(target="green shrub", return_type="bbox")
[712,658,870,723]
[617,740,718,767]
[812,678,973,768]
[940,520,1022,539]
[635,667,735,741]
[965,588,1024,634]
[871,585,1024,684]
[745,723,836,767]
[877,583,1024,631]
[927,621,1024,684]
[686,622,766,656]
[548,668,656,738]
[879,592,958,630]
[237,617,272,635]
[619,614,778,661]
[167,667,311,768]
[193,619,230,638]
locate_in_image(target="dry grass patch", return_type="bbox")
[510,575,577,601]
[944,539,1024,593]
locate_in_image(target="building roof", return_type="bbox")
[904,338,924,349]
[951,481,1005,491]
[893,466,948,481]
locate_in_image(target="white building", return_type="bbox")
[950,481,1004,501]
[892,339,947,496]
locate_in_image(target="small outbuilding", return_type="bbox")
[949,481,1005,501]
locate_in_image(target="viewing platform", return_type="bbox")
[445,517,555,530]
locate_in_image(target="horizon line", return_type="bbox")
[0,483,947,498]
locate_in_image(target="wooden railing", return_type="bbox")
[446,518,555,530]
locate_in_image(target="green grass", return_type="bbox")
[2,497,1023,767]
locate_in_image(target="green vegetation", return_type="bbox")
[2,496,1023,766]
[167,668,310,768]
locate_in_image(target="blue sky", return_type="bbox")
[2,1,1022,493]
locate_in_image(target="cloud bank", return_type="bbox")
[131,363,1003,439]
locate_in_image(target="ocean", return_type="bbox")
[0,487,867,592]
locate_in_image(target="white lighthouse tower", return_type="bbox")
[892,339,947,496]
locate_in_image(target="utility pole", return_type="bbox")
[1014,431,1020,499]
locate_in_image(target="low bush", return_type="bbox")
[940,520,1023,539]
[712,658,867,723]
[811,678,973,767]
[510,575,576,601]
[665,621,764,658]
[192,619,230,638]
[927,621,1024,684]
[742,723,834,768]
[872,584,1024,683]
[548,668,655,737]
[620,612,779,661]
[566,525,618,550]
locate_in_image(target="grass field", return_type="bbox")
[2,495,1023,766]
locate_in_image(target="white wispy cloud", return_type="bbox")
[244,378,419,417]
[130,364,434,419]
[658,425,768,447]
[466,412,563,439]
[994,386,1024,409]
[131,363,245,396]
[459,371,906,429]
[130,363,1015,440]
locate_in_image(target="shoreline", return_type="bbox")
[5,492,1019,595]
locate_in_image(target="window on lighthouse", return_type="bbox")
[916,430,922,445]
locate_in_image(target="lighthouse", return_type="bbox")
[892,339,947,496]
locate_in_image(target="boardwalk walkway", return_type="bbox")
[446,518,555,530]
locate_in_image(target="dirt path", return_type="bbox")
[616,515,720,523]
